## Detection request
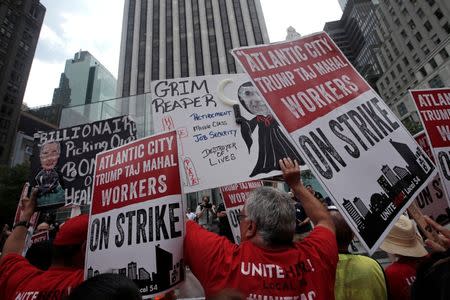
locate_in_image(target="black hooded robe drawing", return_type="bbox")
[239,114,303,177]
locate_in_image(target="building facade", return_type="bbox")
[52,50,117,107]
[374,0,450,129]
[116,0,270,98]
[0,0,45,165]
[324,0,382,89]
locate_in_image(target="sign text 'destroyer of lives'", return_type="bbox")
[411,88,450,208]
[85,131,185,298]
[232,32,436,254]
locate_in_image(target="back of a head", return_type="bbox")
[68,273,142,300]
[26,240,53,270]
[329,210,353,252]
[412,250,450,300]
[245,186,295,246]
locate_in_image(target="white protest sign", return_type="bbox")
[151,74,303,193]
[232,32,436,254]
[85,131,184,298]
[414,131,449,225]
[219,180,264,244]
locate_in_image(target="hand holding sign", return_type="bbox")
[424,216,450,252]
[19,184,38,222]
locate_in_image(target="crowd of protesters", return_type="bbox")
[0,158,450,299]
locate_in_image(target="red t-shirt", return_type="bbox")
[184,220,338,299]
[384,258,422,300]
[0,253,83,300]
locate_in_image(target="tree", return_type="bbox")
[0,163,30,226]
[402,118,423,135]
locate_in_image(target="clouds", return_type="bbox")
[260,0,342,42]
[25,0,341,108]
[24,0,124,107]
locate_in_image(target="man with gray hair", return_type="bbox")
[184,158,337,299]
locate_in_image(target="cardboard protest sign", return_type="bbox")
[151,74,303,193]
[232,32,436,254]
[30,116,137,207]
[411,88,450,207]
[219,180,264,244]
[414,132,449,225]
[14,183,39,229]
[85,131,184,298]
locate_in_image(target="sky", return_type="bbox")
[23,0,342,108]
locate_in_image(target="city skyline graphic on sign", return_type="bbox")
[87,245,184,294]
[342,139,434,247]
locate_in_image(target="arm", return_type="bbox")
[1,187,37,258]
[280,158,335,233]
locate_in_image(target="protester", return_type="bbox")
[380,215,428,300]
[25,240,53,270]
[0,188,88,300]
[186,208,197,221]
[67,273,142,300]
[36,221,50,233]
[216,202,234,242]
[411,216,450,300]
[195,195,216,231]
[329,207,387,300]
[184,158,337,298]
[293,200,312,241]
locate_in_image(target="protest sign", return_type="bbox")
[411,88,450,207]
[14,183,39,229]
[31,230,49,245]
[219,180,263,244]
[232,32,436,254]
[30,116,137,207]
[85,131,184,298]
[413,132,449,225]
[151,74,303,193]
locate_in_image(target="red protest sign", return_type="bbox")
[232,33,370,133]
[414,131,435,163]
[219,180,263,244]
[411,89,450,149]
[86,131,185,298]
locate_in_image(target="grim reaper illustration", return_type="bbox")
[236,82,303,177]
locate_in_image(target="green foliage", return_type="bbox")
[402,118,423,135]
[0,163,30,226]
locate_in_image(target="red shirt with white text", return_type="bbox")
[184,220,338,299]
[0,253,83,300]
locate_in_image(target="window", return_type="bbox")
[424,21,433,31]
[419,67,427,77]
[422,45,430,55]
[400,30,407,38]
[440,48,449,59]
[402,8,408,16]
[443,23,450,34]
[426,0,435,5]
[402,57,410,66]
[407,42,413,50]
[416,8,424,18]
[429,58,437,69]
[434,9,443,20]
[408,20,415,30]
[415,32,423,42]
[428,75,444,88]
[390,70,396,79]
[397,103,408,116]
[395,18,401,26]
[397,64,403,72]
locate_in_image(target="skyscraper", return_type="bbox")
[0,0,45,165]
[324,0,382,89]
[52,50,117,107]
[116,0,269,98]
[374,0,450,129]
